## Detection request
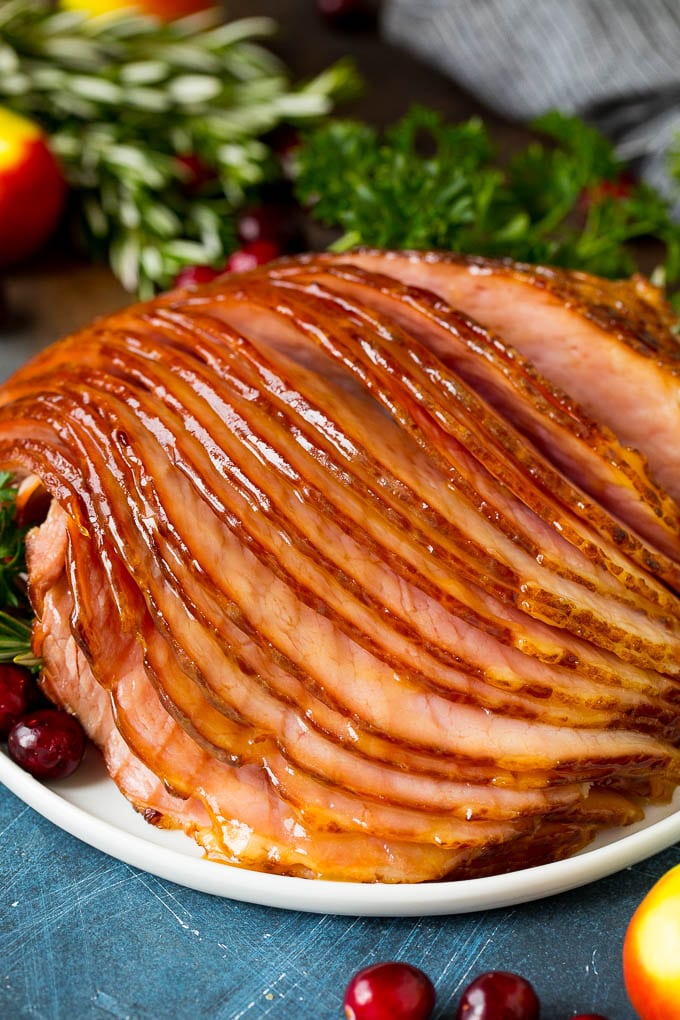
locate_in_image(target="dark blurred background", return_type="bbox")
[229,0,502,130]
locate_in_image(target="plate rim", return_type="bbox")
[2,747,680,916]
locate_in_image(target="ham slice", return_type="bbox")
[206,280,680,673]
[2,249,680,883]
[338,250,680,506]
[278,259,680,570]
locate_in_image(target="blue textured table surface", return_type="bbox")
[1,784,676,1019]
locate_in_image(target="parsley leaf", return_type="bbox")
[294,106,680,303]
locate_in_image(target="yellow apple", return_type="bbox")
[623,863,680,1019]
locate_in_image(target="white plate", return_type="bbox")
[2,745,680,917]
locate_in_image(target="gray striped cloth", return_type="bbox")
[382,0,680,205]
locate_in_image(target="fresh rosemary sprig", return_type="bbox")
[0,473,35,666]
[0,0,360,296]
[0,612,37,669]
[0,472,28,612]
[294,106,680,305]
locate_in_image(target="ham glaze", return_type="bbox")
[3,250,680,883]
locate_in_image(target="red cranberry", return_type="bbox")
[317,0,376,31]
[579,173,634,213]
[0,665,42,739]
[8,708,86,780]
[175,153,215,192]
[343,961,435,1020]
[226,239,279,273]
[592,173,634,201]
[173,264,221,288]
[456,971,540,1020]
[237,204,303,254]
[236,205,283,245]
[275,127,301,179]
[264,125,302,180]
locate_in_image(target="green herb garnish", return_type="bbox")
[0,0,360,296]
[294,105,680,302]
[0,473,36,666]
[0,472,28,611]
[0,611,37,669]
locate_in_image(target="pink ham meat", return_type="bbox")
[276,258,680,570]
[339,250,680,507]
[2,249,680,883]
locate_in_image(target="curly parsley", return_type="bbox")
[294,106,680,306]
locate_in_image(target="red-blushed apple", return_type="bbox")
[0,107,66,269]
[60,0,216,18]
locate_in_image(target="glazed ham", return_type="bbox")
[339,250,680,507]
[3,250,680,882]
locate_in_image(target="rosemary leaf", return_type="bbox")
[0,611,37,668]
[0,1,360,295]
[0,474,36,667]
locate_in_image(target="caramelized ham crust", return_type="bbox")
[340,250,680,506]
[3,250,680,883]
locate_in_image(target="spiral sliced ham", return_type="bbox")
[339,249,680,506]
[3,250,680,883]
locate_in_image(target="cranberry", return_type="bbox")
[175,153,215,192]
[273,126,301,180]
[343,961,435,1020]
[579,173,634,213]
[264,125,302,180]
[225,239,279,273]
[236,205,284,245]
[456,971,540,1020]
[8,708,85,780]
[237,204,303,254]
[0,665,42,739]
[591,173,634,201]
[173,264,221,288]
[317,0,376,31]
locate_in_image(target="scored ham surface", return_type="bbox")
[339,250,680,507]
[3,250,680,882]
